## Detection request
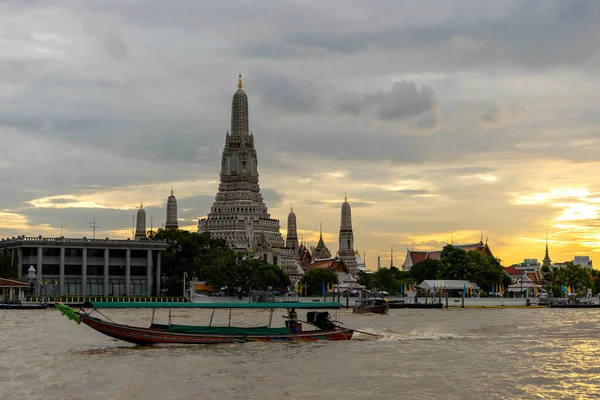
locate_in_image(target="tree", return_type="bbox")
[437,245,468,279]
[357,270,374,290]
[371,267,414,294]
[301,269,338,296]
[148,229,231,296]
[0,249,17,278]
[544,263,592,297]
[409,259,441,283]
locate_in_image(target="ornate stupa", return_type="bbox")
[197,75,285,251]
[338,195,358,273]
[286,206,299,254]
[135,201,146,239]
[165,187,178,230]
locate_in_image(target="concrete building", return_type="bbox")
[0,236,168,297]
[573,256,593,269]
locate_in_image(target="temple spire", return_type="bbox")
[238,74,243,89]
[542,229,552,267]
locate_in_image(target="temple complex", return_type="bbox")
[402,239,494,271]
[165,187,178,230]
[197,76,303,280]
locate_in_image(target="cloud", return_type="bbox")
[393,189,431,196]
[0,0,599,269]
[335,81,438,126]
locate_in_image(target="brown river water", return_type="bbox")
[2,307,600,400]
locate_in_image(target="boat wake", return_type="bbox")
[352,325,483,341]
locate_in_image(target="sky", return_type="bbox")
[1,0,600,270]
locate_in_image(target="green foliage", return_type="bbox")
[198,255,290,295]
[301,269,338,296]
[148,229,290,296]
[0,249,17,278]
[370,267,415,295]
[409,259,441,283]
[543,262,592,296]
[356,270,374,290]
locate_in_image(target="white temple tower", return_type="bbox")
[197,75,286,251]
[286,206,299,254]
[165,187,178,230]
[338,195,358,273]
[135,202,147,240]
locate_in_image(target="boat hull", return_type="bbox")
[352,304,389,314]
[80,314,353,345]
[387,302,442,309]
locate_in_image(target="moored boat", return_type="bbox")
[353,298,389,314]
[56,301,354,345]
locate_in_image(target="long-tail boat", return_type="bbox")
[56,301,353,345]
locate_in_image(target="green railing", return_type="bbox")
[25,295,186,304]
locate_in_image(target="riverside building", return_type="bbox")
[0,236,167,297]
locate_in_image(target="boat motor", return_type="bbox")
[307,311,336,330]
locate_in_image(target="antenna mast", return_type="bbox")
[89,217,99,239]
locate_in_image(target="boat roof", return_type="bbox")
[82,301,344,309]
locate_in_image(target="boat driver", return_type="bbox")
[285,308,299,333]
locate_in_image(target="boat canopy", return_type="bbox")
[82,301,344,309]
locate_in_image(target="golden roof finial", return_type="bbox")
[238,74,243,89]
[344,192,347,202]
[171,185,174,196]
[140,199,143,209]
[290,203,293,212]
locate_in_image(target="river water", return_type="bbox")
[2,307,600,400]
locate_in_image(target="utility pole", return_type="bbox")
[89,217,99,239]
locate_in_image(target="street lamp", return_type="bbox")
[183,272,188,301]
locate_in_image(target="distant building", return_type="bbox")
[338,196,358,274]
[0,235,167,296]
[165,188,179,230]
[552,256,593,270]
[509,259,541,273]
[135,202,146,240]
[573,256,593,269]
[402,239,494,271]
[307,257,351,284]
